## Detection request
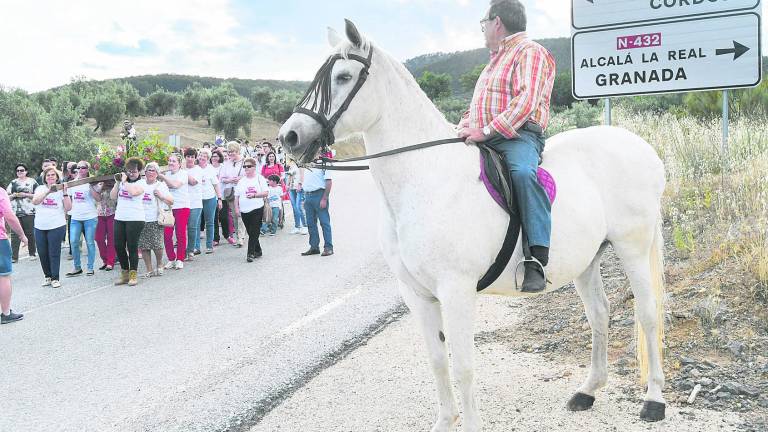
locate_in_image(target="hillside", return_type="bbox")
[405,37,571,96]
[52,74,309,99]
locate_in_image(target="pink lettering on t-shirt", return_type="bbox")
[119,189,131,200]
[42,198,58,208]
[142,193,153,203]
[73,191,86,202]
[246,187,257,195]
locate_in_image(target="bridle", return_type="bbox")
[293,46,374,163]
[291,44,464,171]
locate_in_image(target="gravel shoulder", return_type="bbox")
[252,296,745,431]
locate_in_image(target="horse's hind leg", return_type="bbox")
[612,239,666,421]
[568,246,609,411]
[399,282,459,431]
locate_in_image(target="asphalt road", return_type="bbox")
[2,170,405,432]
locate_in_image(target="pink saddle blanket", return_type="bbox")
[479,158,556,210]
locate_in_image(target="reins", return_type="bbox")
[307,137,466,171]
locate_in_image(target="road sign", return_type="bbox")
[572,0,760,29]
[571,13,762,99]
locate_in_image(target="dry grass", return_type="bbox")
[612,106,768,303]
[89,116,283,148]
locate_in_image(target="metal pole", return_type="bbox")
[722,89,729,168]
[604,98,611,125]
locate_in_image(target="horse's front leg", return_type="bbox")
[439,279,482,432]
[399,281,459,432]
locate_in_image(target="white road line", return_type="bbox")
[24,283,114,314]
[274,288,361,339]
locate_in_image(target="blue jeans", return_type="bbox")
[201,198,217,249]
[187,208,203,253]
[70,217,98,271]
[35,226,66,280]
[269,206,281,234]
[289,189,306,228]
[487,130,551,248]
[304,190,332,250]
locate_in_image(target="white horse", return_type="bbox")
[279,20,667,431]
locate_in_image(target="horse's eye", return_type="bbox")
[336,73,353,83]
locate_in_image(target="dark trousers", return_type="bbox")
[114,220,144,271]
[11,214,36,260]
[217,200,231,241]
[241,208,264,257]
[34,226,66,280]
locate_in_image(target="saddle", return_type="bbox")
[474,143,556,291]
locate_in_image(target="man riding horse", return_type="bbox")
[458,0,556,293]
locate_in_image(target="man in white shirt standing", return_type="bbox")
[300,166,333,256]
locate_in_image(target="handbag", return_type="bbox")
[223,161,243,200]
[156,198,175,227]
[262,198,272,222]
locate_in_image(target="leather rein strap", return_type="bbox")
[308,137,466,171]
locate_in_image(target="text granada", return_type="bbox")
[596,67,687,86]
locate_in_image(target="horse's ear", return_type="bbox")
[344,19,362,48]
[327,27,342,47]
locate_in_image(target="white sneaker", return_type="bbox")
[175,261,184,270]
[29,255,38,261]
[41,277,52,287]
[299,227,308,235]
[290,227,300,234]
[164,261,176,270]
[51,279,61,289]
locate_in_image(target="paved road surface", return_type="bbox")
[2,170,405,432]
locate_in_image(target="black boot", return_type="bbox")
[520,246,549,293]
[520,261,546,293]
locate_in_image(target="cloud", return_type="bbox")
[96,39,157,56]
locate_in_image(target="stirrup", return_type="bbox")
[514,257,548,292]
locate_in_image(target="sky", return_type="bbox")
[1,0,764,92]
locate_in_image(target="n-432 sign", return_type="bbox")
[571,12,762,98]
[572,0,760,29]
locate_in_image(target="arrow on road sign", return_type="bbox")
[586,0,593,3]
[715,41,750,60]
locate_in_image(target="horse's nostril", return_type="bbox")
[284,130,298,149]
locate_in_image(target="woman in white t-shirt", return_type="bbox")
[157,153,190,269]
[31,167,72,288]
[210,148,230,245]
[196,148,223,254]
[138,162,173,278]
[233,157,268,262]
[65,161,101,277]
[110,158,145,286]
[183,147,204,257]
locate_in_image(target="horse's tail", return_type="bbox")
[637,218,665,384]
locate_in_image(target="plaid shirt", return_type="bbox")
[467,32,556,139]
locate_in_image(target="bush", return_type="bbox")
[146,88,177,116]
[0,88,95,186]
[181,83,206,120]
[417,71,452,101]
[210,97,255,139]
[265,89,302,123]
[251,87,273,113]
[546,100,602,137]
[88,89,125,133]
[434,97,468,124]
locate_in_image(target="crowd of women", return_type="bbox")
[5,140,309,289]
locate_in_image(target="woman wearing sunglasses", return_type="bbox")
[233,157,268,262]
[65,161,100,277]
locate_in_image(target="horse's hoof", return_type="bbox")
[566,392,595,411]
[639,401,666,422]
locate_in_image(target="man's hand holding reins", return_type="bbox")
[458,127,489,145]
